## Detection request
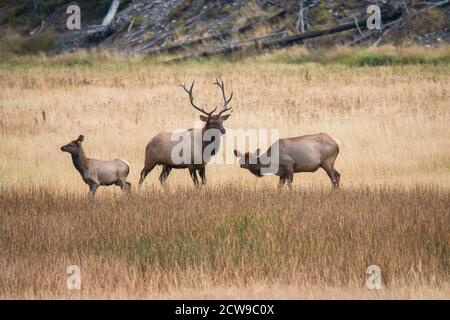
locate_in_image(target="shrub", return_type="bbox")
[409,8,447,36]
[132,15,144,27]
[264,46,450,67]
[341,49,450,66]
[20,31,57,54]
[0,30,57,56]
[309,3,332,27]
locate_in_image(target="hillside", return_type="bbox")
[0,0,449,58]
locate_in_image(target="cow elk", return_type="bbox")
[234,133,340,189]
[61,135,131,198]
[139,78,233,187]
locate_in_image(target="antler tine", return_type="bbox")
[180,81,215,116]
[213,77,233,115]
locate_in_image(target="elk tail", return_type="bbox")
[119,159,131,170]
[328,134,341,147]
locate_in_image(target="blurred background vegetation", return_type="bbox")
[0,1,448,59]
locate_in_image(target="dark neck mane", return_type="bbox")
[201,126,221,158]
[249,165,263,177]
[249,155,274,177]
[71,147,88,175]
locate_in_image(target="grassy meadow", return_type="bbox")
[0,46,449,299]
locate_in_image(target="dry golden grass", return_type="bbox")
[0,47,449,299]
[0,187,448,299]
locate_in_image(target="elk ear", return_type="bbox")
[221,114,231,121]
[199,115,208,122]
[77,135,84,144]
[234,149,243,158]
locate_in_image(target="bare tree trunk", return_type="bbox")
[297,0,305,33]
[102,0,120,26]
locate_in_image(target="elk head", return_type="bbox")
[234,148,263,177]
[61,135,84,154]
[180,78,232,134]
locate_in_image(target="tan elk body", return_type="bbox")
[61,135,131,197]
[139,79,232,187]
[234,133,340,188]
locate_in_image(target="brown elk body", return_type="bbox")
[234,133,340,188]
[139,79,233,187]
[61,135,131,198]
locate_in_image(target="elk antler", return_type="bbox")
[180,81,217,117]
[213,77,233,115]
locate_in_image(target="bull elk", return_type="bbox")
[139,78,233,187]
[61,135,131,198]
[234,133,341,189]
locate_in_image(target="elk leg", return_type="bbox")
[321,163,338,188]
[138,163,156,188]
[198,168,206,185]
[285,166,294,190]
[88,183,99,198]
[287,174,294,190]
[278,176,287,189]
[159,165,172,185]
[333,169,341,186]
[189,168,199,187]
[120,180,131,193]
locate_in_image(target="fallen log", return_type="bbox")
[260,7,403,50]
[172,7,403,61]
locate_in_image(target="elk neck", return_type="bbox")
[71,146,89,175]
[201,125,221,157]
[248,157,274,177]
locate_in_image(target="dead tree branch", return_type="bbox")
[171,7,404,62]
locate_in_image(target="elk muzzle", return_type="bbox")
[61,144,71,153]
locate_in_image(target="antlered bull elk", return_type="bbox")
[139,78,233,187]
[234,133,340,189]
[61,135,131,198]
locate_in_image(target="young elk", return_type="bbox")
[234,133,340,189]
[61,135,131,198]
[139,78,233,187]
